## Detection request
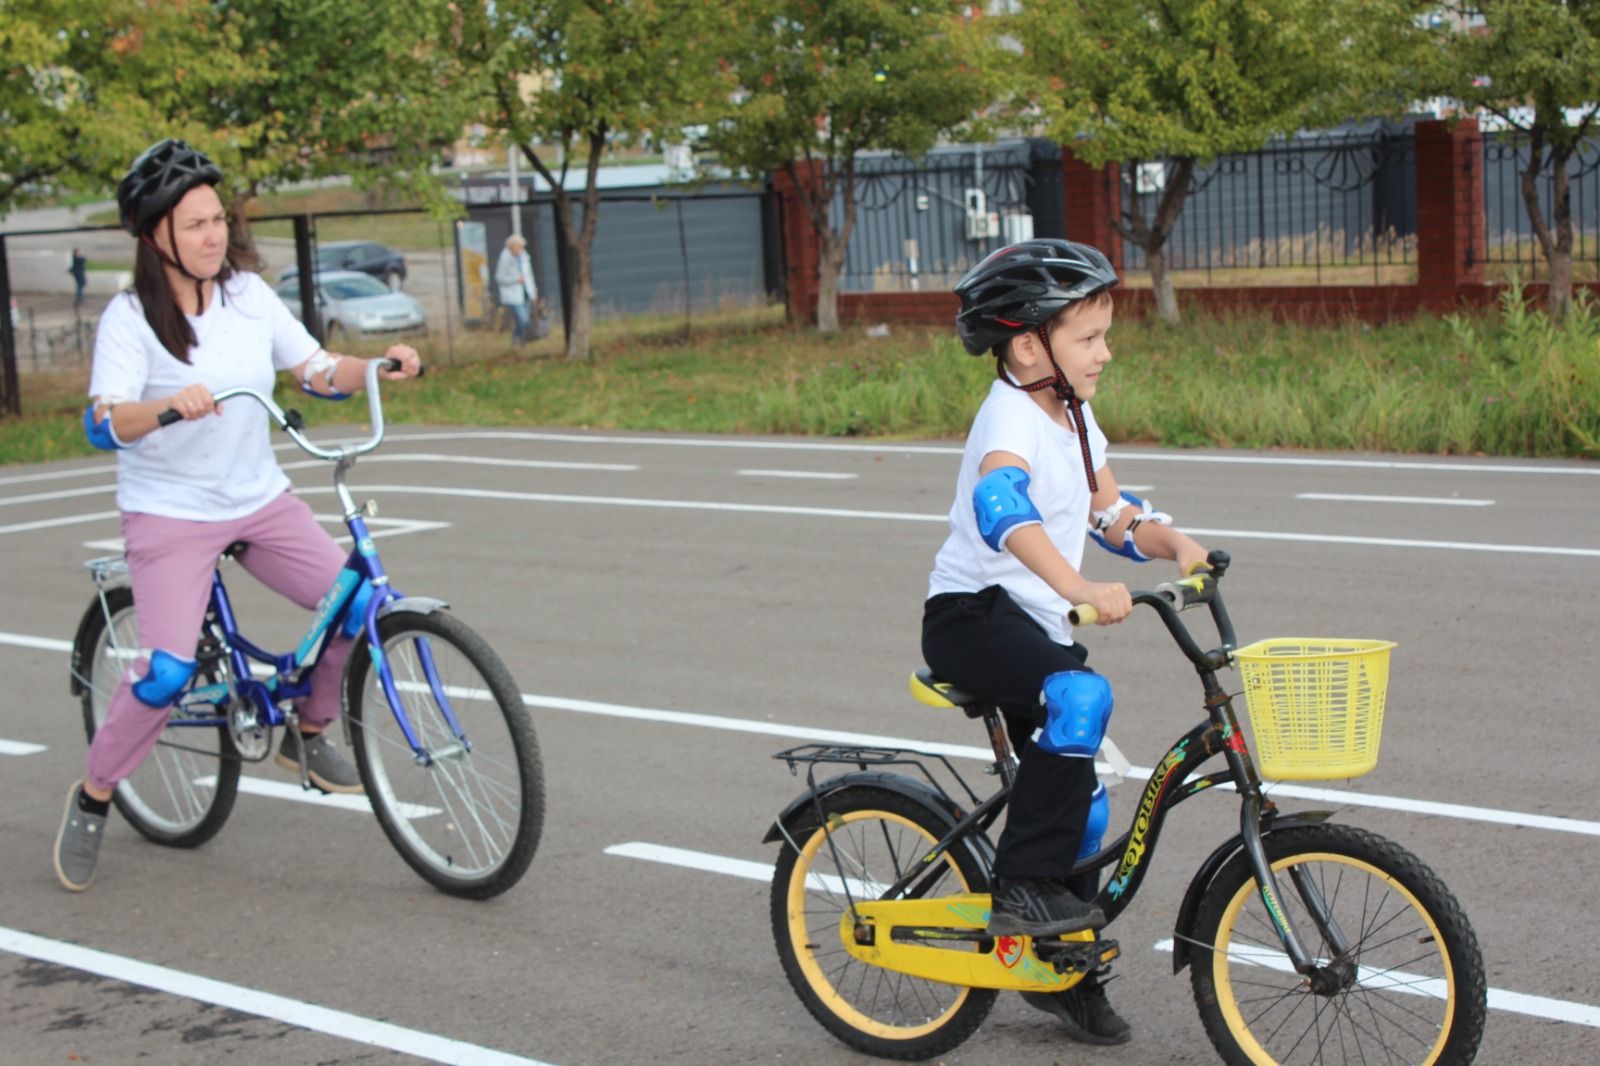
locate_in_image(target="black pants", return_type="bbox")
[923,586,1099,893]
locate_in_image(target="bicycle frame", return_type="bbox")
[84,360,469,766]
[773,554,1348,985]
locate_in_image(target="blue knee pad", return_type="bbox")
[131,649,197,708]
[1037,670,1114,758]
[1077,782,1110,859]
[340,580,374,638]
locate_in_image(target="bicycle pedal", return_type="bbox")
[1032,936,1120,975]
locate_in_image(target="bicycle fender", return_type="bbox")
[68,597,105,697]
[377,596,450,618]
[762,770,998,873]
[1169,809,1338,974]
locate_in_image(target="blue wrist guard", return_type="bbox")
[973,466,1043,552]
[83,404,126,451]
[1088,490,1171,562]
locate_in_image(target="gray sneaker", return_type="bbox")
[276,729,365,795]
[54,781,107,892]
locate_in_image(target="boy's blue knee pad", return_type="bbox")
[340,580,374,639]
[1037,670,1113,758]
[1077,782,1110,859]
[131,649,197,708]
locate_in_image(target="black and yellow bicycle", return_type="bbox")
[765,551,1487,1063]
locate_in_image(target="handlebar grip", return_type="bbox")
[156,408,183,428]
[381,357,426,377]
[1068,603,1099,627]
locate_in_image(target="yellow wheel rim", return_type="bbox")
[1210,851,1456,1066]
[785,808,972,1040]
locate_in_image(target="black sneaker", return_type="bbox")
[1021,970,1132,1045]
[988,878,1106,937]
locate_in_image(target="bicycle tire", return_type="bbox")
[344,609,543,899]
[75,587,240,847]
[771,785,998,1061]
[1191,822,1487,1066]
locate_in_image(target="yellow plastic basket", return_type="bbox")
[1232,638,1396,781]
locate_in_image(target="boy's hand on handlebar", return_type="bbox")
[166,382,221,421]
[1077,581,1133,625]
[378,345,423,380]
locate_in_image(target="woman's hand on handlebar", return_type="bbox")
[166,382,221,422]
[377,345,423,380]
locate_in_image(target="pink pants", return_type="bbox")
[85,491,353,792]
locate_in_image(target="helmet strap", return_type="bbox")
[1012,325,1099,493]
[142,214,210,312]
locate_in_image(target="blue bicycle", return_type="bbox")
[68,360,544,899]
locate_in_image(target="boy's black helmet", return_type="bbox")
[117,139,223,236]
[953,239,1118,356]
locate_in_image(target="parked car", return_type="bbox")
[275,270,426,341]
[278,240,407,291]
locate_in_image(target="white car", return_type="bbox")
[275,270,426,341]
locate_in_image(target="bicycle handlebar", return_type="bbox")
[155,357,409,461]
[1068,549,1237,668]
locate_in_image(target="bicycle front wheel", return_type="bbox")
[75,587,240,847]
[345,610,543,899]
[1191,823,1487,1066]
[771,785,997,1061]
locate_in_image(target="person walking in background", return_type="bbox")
[69,248,88,309]
[494,234,537,345]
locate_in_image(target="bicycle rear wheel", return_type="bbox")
[345,609,543,899]
[771,785,997,1061]
[1191,822,1487,1066]
[74,587,240,847]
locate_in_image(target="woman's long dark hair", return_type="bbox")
[131,219,260,363]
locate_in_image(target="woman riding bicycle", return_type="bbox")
[53,138,422,893]
[922,239,1208,1045]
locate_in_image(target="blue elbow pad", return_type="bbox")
[83,404,126,451]
[972,466,1042,552]
[131,649,198,708]
[1037,670,1114,758]
[299,380,352,401]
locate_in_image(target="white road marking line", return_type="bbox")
[0,739,46,755]
[0,484,116,508]
[288,485,1600,559]
[200,775,441,818]
[1296,493,1495,506]
[0,465,114,487]
[0,925,556,1066]
[4,630,1596,838]
[279,453,639,473]
[374,431,1600,476]
[606,842,1600,1029]
[0,510,118,536]
[1150,940,1600,1028]
[737,469,859,480]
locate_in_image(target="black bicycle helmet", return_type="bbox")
[953,239,1118,356]
[116,139,223,236]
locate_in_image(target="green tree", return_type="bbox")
[452,0,729,362]
[0,0,244,217]
[701,1,998,332]
[1012,0,1427,324]
[1429,2,1600,319]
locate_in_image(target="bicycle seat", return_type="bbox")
[909,668,979,711]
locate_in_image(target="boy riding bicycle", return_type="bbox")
[922,239,1209,1045]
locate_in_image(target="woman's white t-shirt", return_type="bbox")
[89,272,321,521]
[927,378,1109,645]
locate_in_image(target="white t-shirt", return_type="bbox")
[89,272,321,521]
[927,378,1109,645]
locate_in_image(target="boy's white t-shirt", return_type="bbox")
[927,378,1109,645]
[89,272,321,521]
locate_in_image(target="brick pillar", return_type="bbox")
[1415,118,1485,311]
[1061,149,1124,270]
[771,161,825,325]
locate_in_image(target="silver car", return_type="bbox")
[275,270,426,341]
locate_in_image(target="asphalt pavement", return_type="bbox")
[2,427,1598,1065]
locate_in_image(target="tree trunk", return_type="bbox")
[225,186,262,272]
[567,228,595,362]
[1146,246,1179,325]
[1549,145,1575,320]
[815,233,845,333]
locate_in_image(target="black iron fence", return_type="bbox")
[1481,131,1600,275]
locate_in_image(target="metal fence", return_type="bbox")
[1481,131,1600,275]
[1118,123,1417,282]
